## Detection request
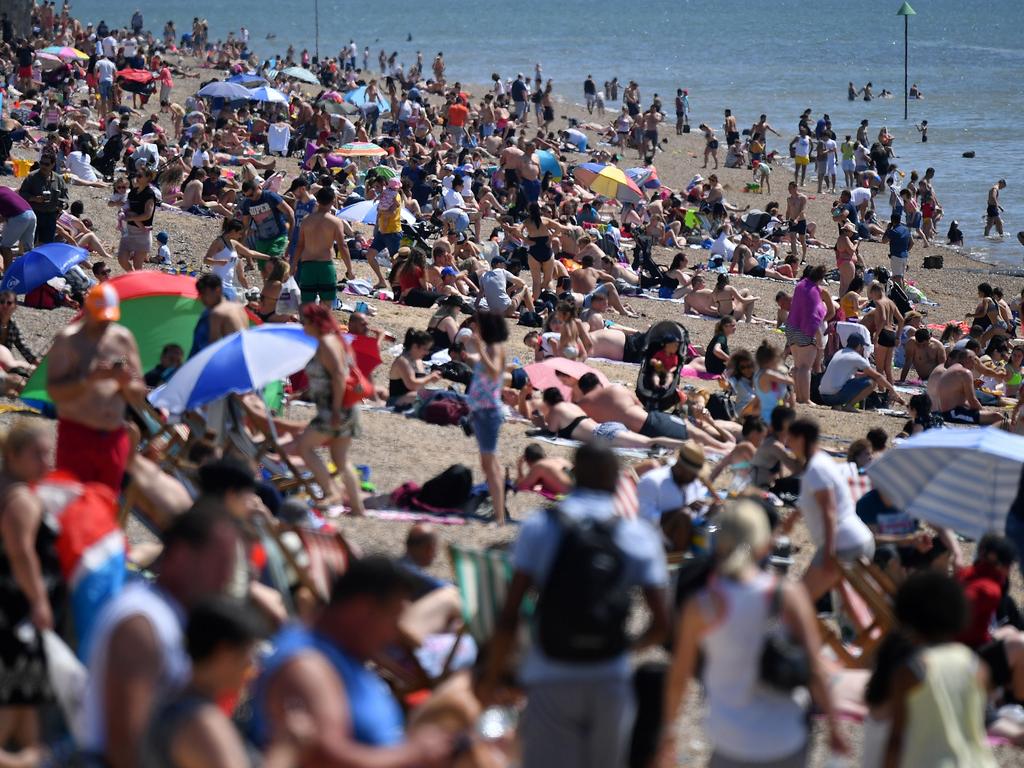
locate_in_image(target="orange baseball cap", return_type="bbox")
[85,283,120,322]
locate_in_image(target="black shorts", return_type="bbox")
[504,168,518,187]
[987,204,1000,220]
[746,265,766,278]
[623,331,647,364]
[726,131,740,145]
[942,407,981,425]
[640,410,689,440]
[789,220,807,235]
[878,329,897,348]
[528,241,552,263]
[978,639,1012,689]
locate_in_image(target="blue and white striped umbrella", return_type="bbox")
[866,427,1024,540]
[149,323,318,415]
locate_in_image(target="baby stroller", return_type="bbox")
[630,234,667,290]
[635,320,690,413]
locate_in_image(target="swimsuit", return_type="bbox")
[557,414,587,440]
[528,235,553,263]
[942,407,980,425]
[593,420,628,441]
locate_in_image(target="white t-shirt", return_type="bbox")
[123,38,138,57]
[823,139,838,163]
[797,452,873,552]
[850,187,872,208]
[66,151,99,182]
[636,464,706,526]
[819,348,871,395]
[95,58,116,84]
[191,149,209,168]
[440,187,465,211]
[793,136,810,159]
[564,129,588,151]
[101,36,117,58]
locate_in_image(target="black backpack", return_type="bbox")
[415,464,473,510]
[536,506,631,662]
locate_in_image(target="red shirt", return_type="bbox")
[398,266,424,294]
[447,103,469,128]
[956,562,1005,648]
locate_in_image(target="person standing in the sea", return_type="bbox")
[985,179,1006,238]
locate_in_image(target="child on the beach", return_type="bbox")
[152,231,171,265]
[378,176,401,213]
[649,338,681,390]
[107,177,129,233]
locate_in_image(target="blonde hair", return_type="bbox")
[1,421,48,466]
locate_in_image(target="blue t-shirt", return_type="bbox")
[510,79,528,103]
[288,197,316,255]
[856,489,917,535]
[241,190,288,241]
[513,490,667,684]
[887,224,912,258]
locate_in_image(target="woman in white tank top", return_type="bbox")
[203,219,256,302]
[659,499,847,767]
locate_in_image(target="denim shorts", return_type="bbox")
[819,376,872,407]
[471,408,503,454]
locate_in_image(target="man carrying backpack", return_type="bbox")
[479,443,669,768]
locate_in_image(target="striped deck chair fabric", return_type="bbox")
[449,543,514,644]
[614,472,639,520]
[295,525,351,602]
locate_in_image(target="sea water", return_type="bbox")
[72,0,1024,265]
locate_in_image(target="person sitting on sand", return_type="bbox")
[513,443,573,496]
[708,415,768,484]
[708,273,760,322]
[818,333,904,411]
[533,386,687,451]
[933,347,1006,426]
[387,329,442,409]
[575,373,733,453]
[568,254,638,317]
[899,328,946,382]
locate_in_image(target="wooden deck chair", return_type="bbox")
[224,396,323,502]
[818,557,897,668]
[448,543,515,646]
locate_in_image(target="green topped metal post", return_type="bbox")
[897,2,916,120]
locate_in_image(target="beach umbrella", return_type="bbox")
[535,149,562,181]
[1,243,87,295]
[572,163,644,203]
[247,85,289,104]
[343,85,390,113]
[40,45,89,60]
[866,427,1024,540]
[523,358,610,401]
[280,66,319,85]
[344,333,383,380]
[320,100,358,116]
[365,165,398,183]
[626,166,661,189]
[197,81,255,100]
[228,71,266,86]
[20,272,204,410]
[34,51,61,62]
[149,324,318,415]
[336,199,415,226]
[321,90,344,103]
[334,142,387,158]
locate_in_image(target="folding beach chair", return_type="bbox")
[268,522,353,603]
[818,557,897,668]
[448,542,515,645]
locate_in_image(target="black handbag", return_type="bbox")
[759,581,811,691]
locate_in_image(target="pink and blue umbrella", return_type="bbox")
[626,166,662,189]
[1,242,87,294]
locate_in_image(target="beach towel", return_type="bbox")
[531,434,653,460]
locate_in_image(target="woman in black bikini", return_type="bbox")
[426,296,462,353]
[522,201,561,298]
[387,329,441,408]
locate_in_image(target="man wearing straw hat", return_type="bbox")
[636,441,720,544]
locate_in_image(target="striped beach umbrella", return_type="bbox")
[572,163,644,203]
[866,427,1024,540]
[336,199,416,226]
[626,166,661,189]
[149,324,318,415]
[40,45,89,60]
[334,142,387,158]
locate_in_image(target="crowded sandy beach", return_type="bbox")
[1,2,1024,767]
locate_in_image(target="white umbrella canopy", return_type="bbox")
[866,426,1024,539]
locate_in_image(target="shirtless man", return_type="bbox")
[518,142,542,206]
[985,179,1006,237]
[570,254,638,316]
[575,374,732,453]
[47,284,145,492]
[639,106,663,159]
[723,109,739,147]
[861,281,903,384]
[785,181,808,260]
[580,292,640,333]
[899,328,946,382]
[499,141,524,198]
[751,114,781,148]
[514,443,572,495]
[294,186,352,306]
[934,348,1005,425]
[705,174,746,216]
[191,273,248,357]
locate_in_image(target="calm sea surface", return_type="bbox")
[73,0,1024,265]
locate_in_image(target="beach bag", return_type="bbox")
[416,464,473,510]
[706,392,737,422]
[517,310,544,328]
[759,580,810,692]
[536,506,630,662]
[421,396,469,426]
[888,282,913,316]
[432,360,473,386]
[24,283,64,310]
